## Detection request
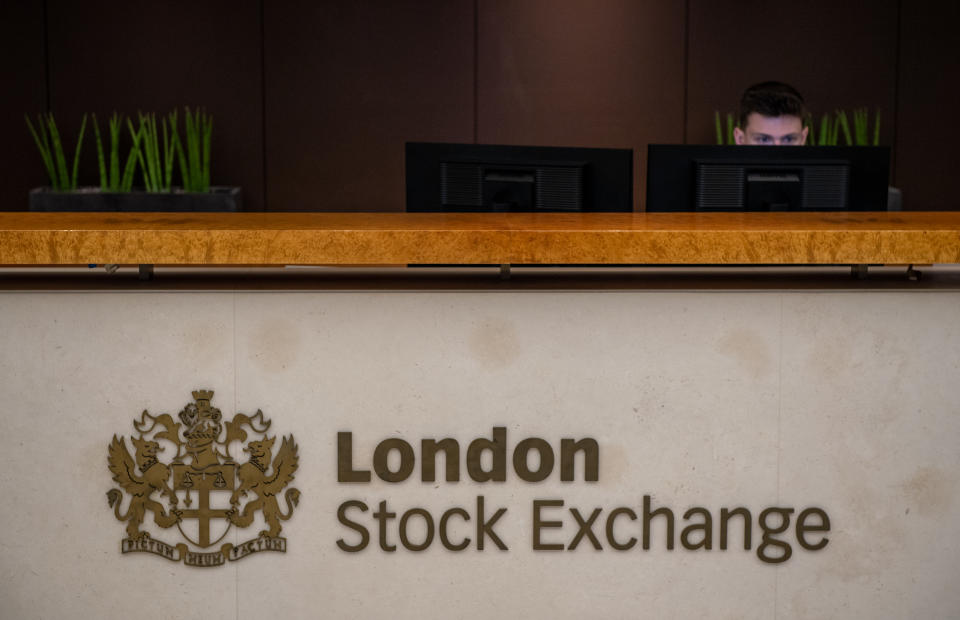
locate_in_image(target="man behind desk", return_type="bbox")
[733,81,809,146]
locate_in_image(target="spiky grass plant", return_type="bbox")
[132,111,179,192]
[25,113,88,191]
[93,113,141,192]
[852,108,869,146]
[810,109,882,146]
[836,110,853,146]
[714,111,737,145]
[809,113,838,146]
[851,107,881,146]
[175,107,213,192]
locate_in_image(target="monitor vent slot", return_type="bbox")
[535,166,583,211]
[696,164,744,210]
[801,165,849,210]
[441,163,483,207]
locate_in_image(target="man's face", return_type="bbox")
[733,113,808,145]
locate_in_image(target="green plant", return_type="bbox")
[714,111,736,145]
[92,113,142,192]
[851,107,881,146]
[809,113,838,146]
[131,111,179,192]
[175,107,213,192]
[25,113,88,191]
[836,110,852,146]
[830,108,882,146]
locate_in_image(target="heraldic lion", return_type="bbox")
[227,435,301,537]
[107,435,181,540]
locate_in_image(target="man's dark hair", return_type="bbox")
[738,81,808,128]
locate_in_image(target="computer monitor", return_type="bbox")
[406,142,633,212]
[645,145,891,212]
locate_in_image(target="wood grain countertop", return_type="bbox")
[1,211,959,265]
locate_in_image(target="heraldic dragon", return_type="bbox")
[227,435,301,537]
[107,390,300,542]
[107,435,181,540]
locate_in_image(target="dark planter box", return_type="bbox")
[28,186,242,212]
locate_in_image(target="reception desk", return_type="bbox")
[1,212,959,619]
[2,211,960,265]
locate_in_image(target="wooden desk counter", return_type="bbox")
[1,211,959,265]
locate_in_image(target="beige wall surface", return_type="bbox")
[0,290,958,618]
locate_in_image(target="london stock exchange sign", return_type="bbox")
[106,391,301,567]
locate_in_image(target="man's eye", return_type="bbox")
[781,136,796,144]
[756,136,772,144]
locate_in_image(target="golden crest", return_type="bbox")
[106,390,300,567]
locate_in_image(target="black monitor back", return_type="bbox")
[406,142,633,212]
[645,145,890,212]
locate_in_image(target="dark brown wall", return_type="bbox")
[477,0,685,210]
[1,2,47,210]
[896,1,960,211]
[1,1,957,212]
[264,1,474,212]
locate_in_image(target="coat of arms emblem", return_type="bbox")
[106,390,301,567]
